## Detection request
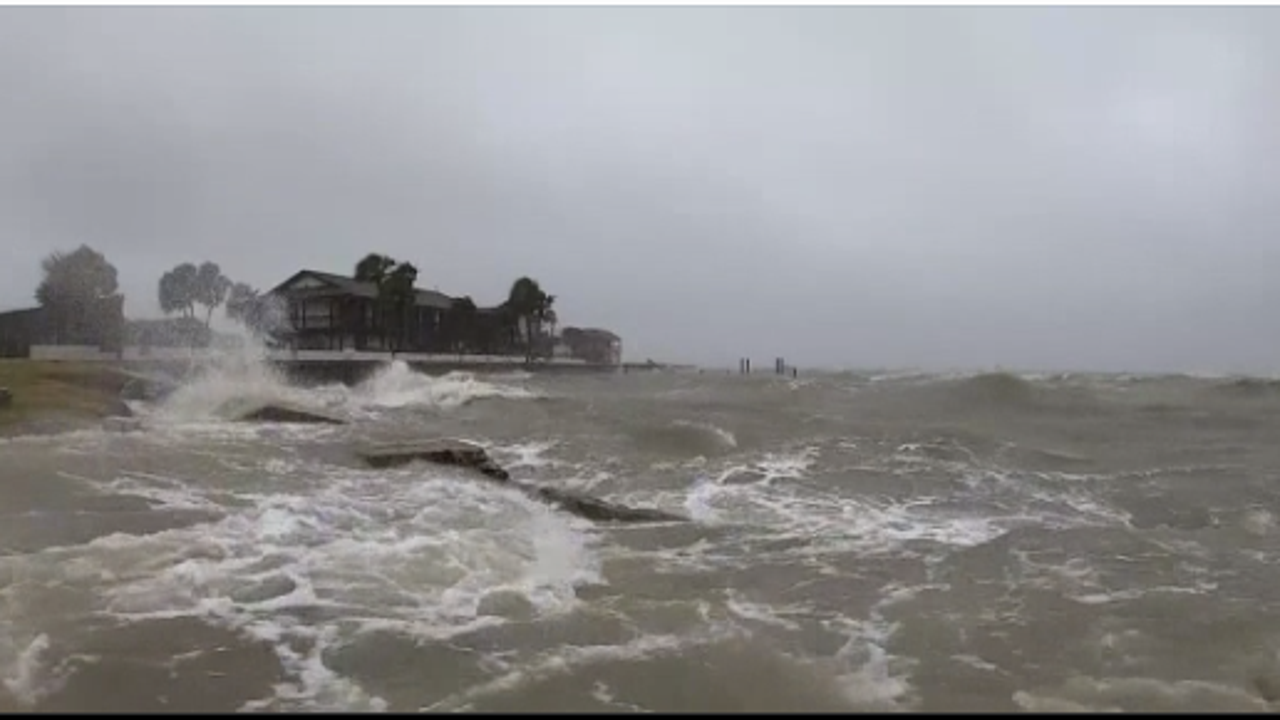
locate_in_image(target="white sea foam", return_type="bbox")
[0,635,65,707]
[146,342,538,428]
[724,591,804,631]
[421,630,738,712]
[239,625,390,713]
[1242,508,1275,537]
[0,457,601,711]
[825,585,921,710]
[756,446,819,479]
[347,362,537,411]
[1013,676,1270,713]
[669,420,739,451]
[681,447,1008,555]
[492,441,565,471]
[0,428,113,448]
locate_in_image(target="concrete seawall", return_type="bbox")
[278,358,619,386]
[28,344,621,386]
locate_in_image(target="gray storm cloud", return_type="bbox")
[1,6,1277,373]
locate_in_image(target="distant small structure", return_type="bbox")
[0,307,50,358]
[561,327,623,366]
[0,300,124,358]
[735,357,797,377]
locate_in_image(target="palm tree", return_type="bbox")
[506,276,547,362]
[194,262,232,328]
[446,296,479,353]
[353,253,398,349]
[384,262,418,351]
[157,263,199,319]
[157,271,184,318]
[488,301,522,355]
[538,294,557,357]
[354,253,397,284]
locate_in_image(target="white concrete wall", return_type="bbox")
[30,345,221,362]
[29,345,112,361]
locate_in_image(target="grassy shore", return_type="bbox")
[0,360,133,436]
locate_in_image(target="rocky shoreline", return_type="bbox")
[355,438,687,523]
[1,360,688,525]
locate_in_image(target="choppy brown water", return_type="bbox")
[2,359,1280,712]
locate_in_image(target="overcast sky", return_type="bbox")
[1,6,1278,373]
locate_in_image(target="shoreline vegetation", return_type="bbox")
[3,244,636,374]
[0,360,135,438]
[0,244,663,438]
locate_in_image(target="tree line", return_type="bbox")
[155,260,279,337]
[27,244,563,360]
[28,246,280,347]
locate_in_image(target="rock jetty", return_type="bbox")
[218,399,346,425]
[355,438,686,524]
[358,439,510,481]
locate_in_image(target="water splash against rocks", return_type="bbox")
[147,336,538,425]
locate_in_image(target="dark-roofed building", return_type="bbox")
[268,269,465,353]
[0,307,51,358]
[0,298,125,358]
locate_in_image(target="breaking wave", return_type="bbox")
[856,371,1108,418]
[944,372,1039,408]
[150,346,539,424]
[349,361,538,411]
[630,420,740,458]
[1210,377,1280,400]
